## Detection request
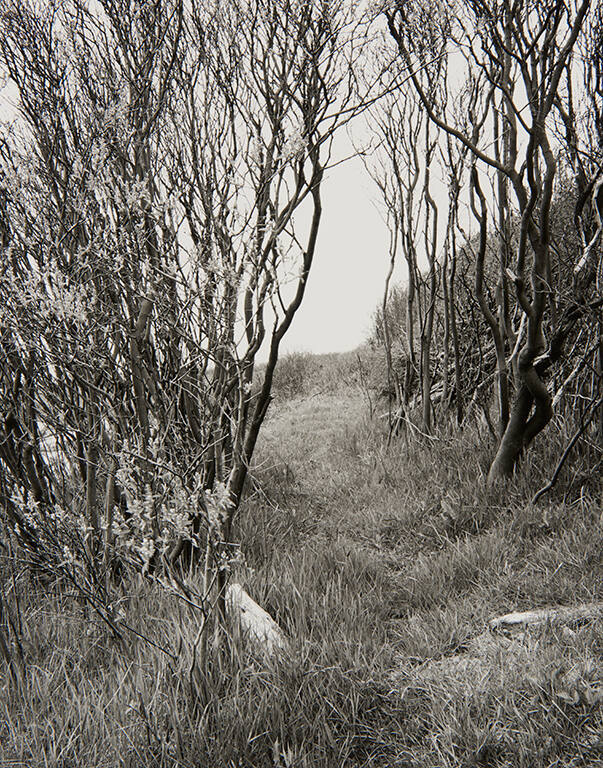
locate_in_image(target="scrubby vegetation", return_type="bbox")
[1,1,602,765]
[1,352,600,767]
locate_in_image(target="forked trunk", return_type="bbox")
[487,355,553,483]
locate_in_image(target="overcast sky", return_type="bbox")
[279,151,402,357]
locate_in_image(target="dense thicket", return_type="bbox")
[367,0,603,484]
[0,0,602,596]
[0,0,358,599]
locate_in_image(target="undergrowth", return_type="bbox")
[1,352,601,767]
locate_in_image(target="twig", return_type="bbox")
[532,396,603,504]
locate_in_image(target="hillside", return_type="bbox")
[1,350,602,767]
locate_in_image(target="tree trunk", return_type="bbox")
[487,353,553,483]
[421,128,438,433]
[487,386,533,480]
[86,439,99,561]
[449,253,463,426]
[382,226,403,434]
[598,318,603,445]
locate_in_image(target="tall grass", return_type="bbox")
[1,353,601,767]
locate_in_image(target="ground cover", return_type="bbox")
[0,352,601,767]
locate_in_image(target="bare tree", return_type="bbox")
[381,0,595,482]
[0,0,359,596]
[363,81,423,431]
[364,39,450,434]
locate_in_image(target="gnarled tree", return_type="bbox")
[379,0,597,482]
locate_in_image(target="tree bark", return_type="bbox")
[487,350,554,483]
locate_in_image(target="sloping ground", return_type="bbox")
[1,357,601,767]
[258,390,367,476]
[237,374,603,767]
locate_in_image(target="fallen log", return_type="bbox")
[490,602,603,631]
[226,583,289,655]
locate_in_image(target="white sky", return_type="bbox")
[279,151,401,356]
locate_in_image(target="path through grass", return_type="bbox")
[1,370,601,767]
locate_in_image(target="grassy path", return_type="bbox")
[0,383,601,767]
[236,388,603,767]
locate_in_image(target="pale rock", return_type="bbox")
[226,583,289,656]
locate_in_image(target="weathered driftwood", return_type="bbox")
[226,583,289,655]
[490,602,603,631]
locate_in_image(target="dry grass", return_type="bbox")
[1,351,602,767]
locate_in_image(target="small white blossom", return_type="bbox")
[62,545,75,565]
[138,537,155,571]
[248,136,264,165]
[282,127,307,161]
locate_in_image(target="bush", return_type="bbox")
[271,351,316,399]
